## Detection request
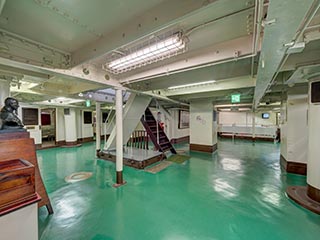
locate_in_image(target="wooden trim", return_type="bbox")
[116,171,124,184]
[286,186,320,215]
[190,143,217,153]
[280,154,307,175]
[57,140,66,146]
[113,171,127,188]
[80,137,94,143]
[98,151,164,169]
[0,131,30,140]
[65,141,78,146]
[170,136,190,144]
[35,144,42,150]
[219,134,274,142]
[307,184,320,202]
[0,193,41,217]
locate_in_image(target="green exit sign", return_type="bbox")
[231,94,241,103]
[85,99,91,107]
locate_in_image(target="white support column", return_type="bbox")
[190,100,217,153]
[286,79,320,215]
[280,92,308,175]
[95,102,101,154]
[64,108,78,146]
[0,79,10,108]
[307,80,320,202]
[115,88,125,186]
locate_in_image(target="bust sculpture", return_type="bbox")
[0,97,24,131]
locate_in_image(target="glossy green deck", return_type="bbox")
[37,139,320,240]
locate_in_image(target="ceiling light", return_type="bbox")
[104,33,186,74]
[168,80,216,90]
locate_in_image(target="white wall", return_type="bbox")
[218,111,277,126]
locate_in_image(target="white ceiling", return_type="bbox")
[0,0,320,110]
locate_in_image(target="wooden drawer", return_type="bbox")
[0,159,37,213]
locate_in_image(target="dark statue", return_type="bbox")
[0,97,25,131]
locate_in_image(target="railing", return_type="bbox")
[127,130,149,150]
[103,110,115,143]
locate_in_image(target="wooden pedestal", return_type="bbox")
[0,159,37,214]
[0,132,53,214]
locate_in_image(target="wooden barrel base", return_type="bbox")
[286,186,320,215]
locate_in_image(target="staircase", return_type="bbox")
[104,93,152,151]
[141,108,176,154]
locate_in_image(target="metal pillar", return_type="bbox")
[115,88,125,186]
[252,112,256,142]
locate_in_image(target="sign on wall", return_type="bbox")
[231,94,241,103]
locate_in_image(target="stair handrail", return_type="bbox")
[104,109,115,143]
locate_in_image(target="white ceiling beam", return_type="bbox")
[283,49,320,72]
[253,0,320,108]
[71,0,205,66]
[0,0,5,15]
[120,36,255,85]
[0,57,122,88]
[0,63,51,79]
[0,29,71,69]
[71,0,252,66]
[162,76,255,97]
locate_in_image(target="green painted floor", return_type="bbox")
[37,139,320,240]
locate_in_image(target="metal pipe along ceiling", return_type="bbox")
[0,0,6,15]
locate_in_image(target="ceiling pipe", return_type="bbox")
[185,5,255,36]
[251,0,264,78]
[0,0,6,16]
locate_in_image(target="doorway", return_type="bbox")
[41,108,56,148]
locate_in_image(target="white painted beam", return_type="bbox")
[254,0,319,108]
[0,57,122,88]
[0,0,6,15]
[71,0,252,66]
[120,36,255,85]
[0,29,71,69]
[162,76,255,97]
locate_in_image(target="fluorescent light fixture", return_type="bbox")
[168,80,216,90]
[105,33,186,74]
